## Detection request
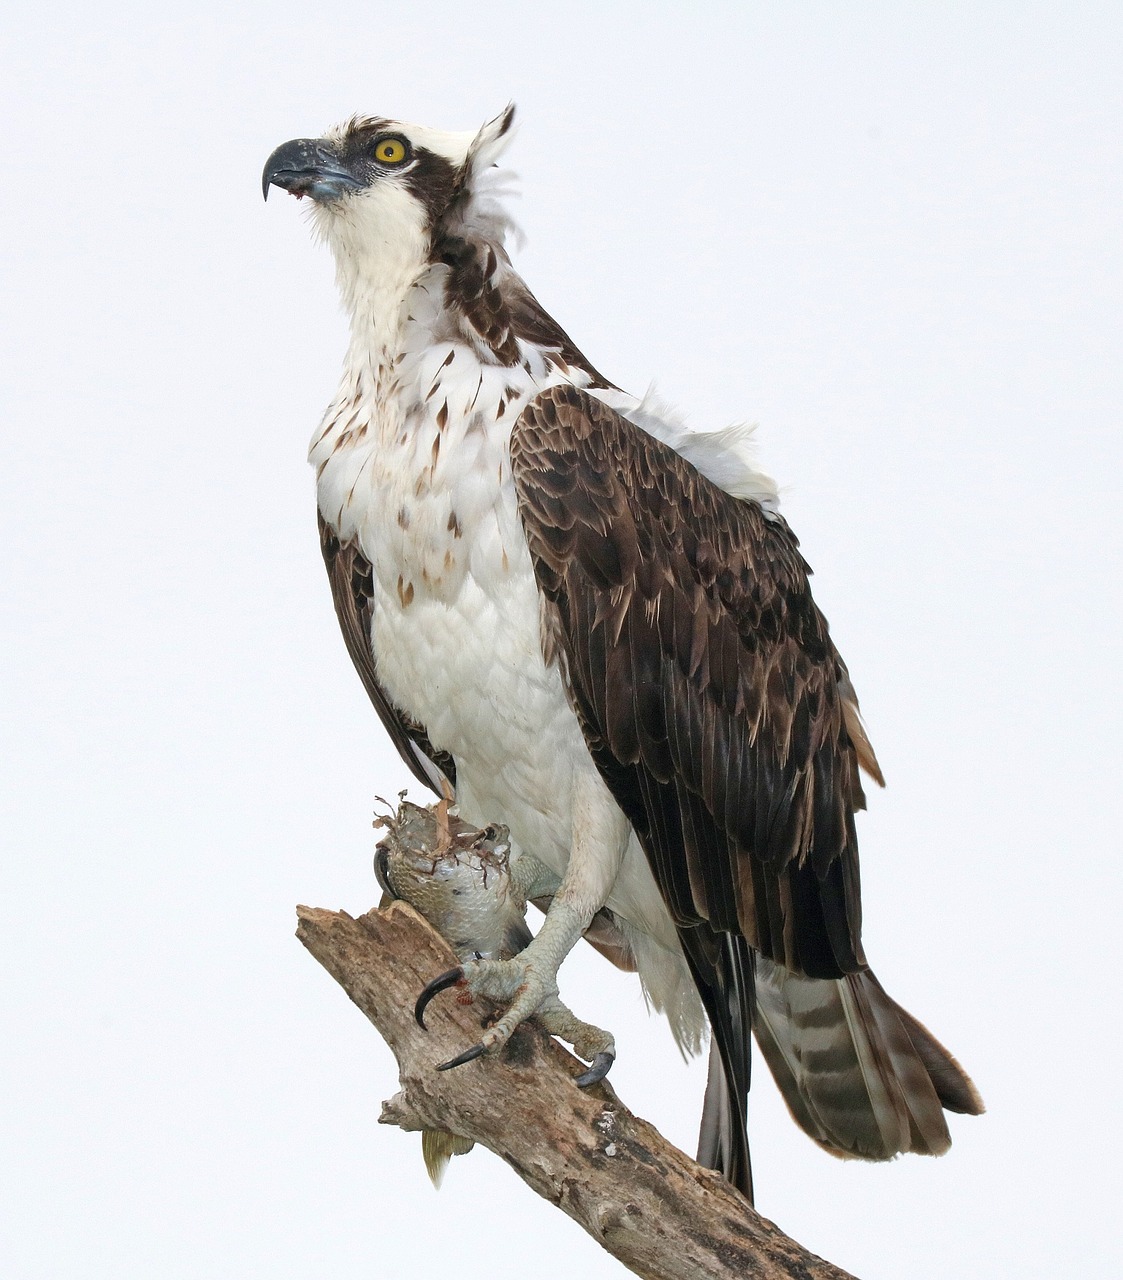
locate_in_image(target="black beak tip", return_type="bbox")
[262,138,310,204]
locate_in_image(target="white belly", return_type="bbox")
[372,533,582,875]
[366,476,680,952]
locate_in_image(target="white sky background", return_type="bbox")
[2,2,1120,1276]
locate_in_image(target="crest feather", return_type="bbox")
[437,105,522,251]
[465,104,518,176]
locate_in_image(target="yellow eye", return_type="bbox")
[375,137,407,164]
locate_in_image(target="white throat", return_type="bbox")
[316,185,433,362]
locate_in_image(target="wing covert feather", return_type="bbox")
[511,386,868,979]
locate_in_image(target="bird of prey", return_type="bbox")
[263,106,982,1202]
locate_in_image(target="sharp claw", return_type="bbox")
[574,1051,615,1088]
[415,967,465,1028]
[374,847,396,898]
[437,1043,487,1071]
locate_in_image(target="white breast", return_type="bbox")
[311,288,704,1051]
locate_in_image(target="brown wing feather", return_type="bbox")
[318,511,454,795]
[510,385,869,980]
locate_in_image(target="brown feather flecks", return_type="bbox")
[435,236,521,365]
[318,511,454,794]
[430,225,614,387]
[510,386,870,981]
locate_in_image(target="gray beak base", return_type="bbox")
[262,138,363,202]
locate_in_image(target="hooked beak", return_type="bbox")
[261,137,364,203]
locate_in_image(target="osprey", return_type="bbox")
[263,106,982,1201]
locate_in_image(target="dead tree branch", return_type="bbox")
[296,899,856,1279]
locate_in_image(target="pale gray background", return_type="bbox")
[3,3,1120,1276]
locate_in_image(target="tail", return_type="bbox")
[698,1039,750,1193]
[420,1130,476,1188]
[681,928,755,1201]
[753,958,984,1160]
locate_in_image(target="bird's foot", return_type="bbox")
[535,993,616,1086]
[415,957,615,1086]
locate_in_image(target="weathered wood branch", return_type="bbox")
[296,899,856,1279]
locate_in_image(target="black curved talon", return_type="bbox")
[415,967,465,1028]
[437,1043,487,1071]
[373,848,396,898]
[574,1052,615,1088]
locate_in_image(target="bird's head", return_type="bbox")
[263,107,517,318]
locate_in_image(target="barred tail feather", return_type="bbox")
[753,959,983,1161]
